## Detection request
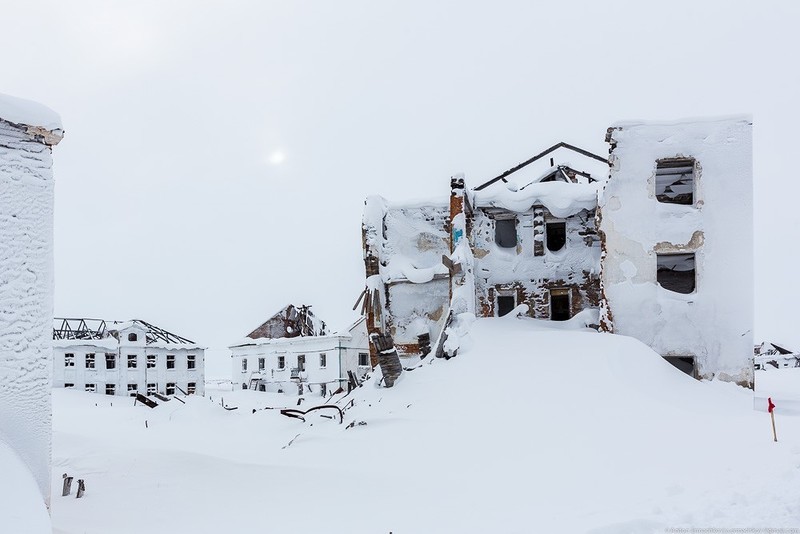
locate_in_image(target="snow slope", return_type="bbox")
[51,318,800,533]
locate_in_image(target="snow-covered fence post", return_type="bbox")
[768,397,777,442]
[76,479,85,499]
[61,474,73,496]
[371,333,402,387]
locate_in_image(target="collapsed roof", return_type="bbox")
[53,318,195,345]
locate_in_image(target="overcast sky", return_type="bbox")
[3,1,798,377]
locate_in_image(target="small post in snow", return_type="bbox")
[76,479,86,499]
[61,473,73,496]
[768,397,777,442]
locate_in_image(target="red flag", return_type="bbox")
[768,397,776,413]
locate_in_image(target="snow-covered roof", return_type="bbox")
[471,180,599,218]
[0,92,63,143]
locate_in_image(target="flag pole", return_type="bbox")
[768,397,777,442]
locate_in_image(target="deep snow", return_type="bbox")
[51,318,800,533]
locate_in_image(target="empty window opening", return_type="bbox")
[128,333,138,342]
[546,221,567,252]
[85,383,96,393]
[258,357,265,371]
[146,383,156,395]
[187,355,196,369]
[241,358,248,372]
[187,382,196,395]
[297,354,306,372]
[550,289,571,321]
[656,158,695,205]
[495,217,517,248]
[64,383,74,388]
[664,356,696,378]
[105,353,116,370]
[146,355,156,368]
[65,353,75,367]
[278,356,285,369]
[166,355,175,369]
[657,253,696,294]
[85,354,95,369]
[358,353,369,367]
[319,353,327,368]
[105,384,115,395]
[127,384,138,396]
[166,383,176,395]
[497,295,516,317]
[128,355,137,368]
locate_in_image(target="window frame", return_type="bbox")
[166,354,176,370]
[127,354,137,369]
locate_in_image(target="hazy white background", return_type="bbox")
[2,1,797,377]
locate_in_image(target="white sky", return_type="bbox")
[2,1,798,376]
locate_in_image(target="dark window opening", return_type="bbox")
[497,295,515,317]
[128,355,137,368]
[550,289,571,321]
[319,353,327,368]
[278,356,285,369]
[358,353,369,367]
[147,383,156,395]
[664,356,696,377]
[187,382,196,394]
[656,158,695,205]
[147,355,156,368]
[64,383,74,388]
[105,353,116,370]
[495,218,517,248]
[105,384,115,395]
[127,384,137,396]
[187,355,196,369]
[85,384,96,392]
[128,333,138,342]
[166,383,176,395]
[167,355,175,369]
[657,253,696,294]
[297,355,306,372]
[546,222,566,252]
[258,357,265,371]
[242,383,248,390]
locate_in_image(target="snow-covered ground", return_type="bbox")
[51,317,800,533]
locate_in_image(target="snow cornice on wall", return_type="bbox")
[0,92,63,146]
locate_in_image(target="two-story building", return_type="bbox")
[53,318,206,397]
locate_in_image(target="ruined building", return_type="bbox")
[361,117,753,386]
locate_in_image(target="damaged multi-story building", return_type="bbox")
[361,117,753,387]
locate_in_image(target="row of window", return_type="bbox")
[241,352,371,373]
[64,353,198,370]
[63,382,197,396]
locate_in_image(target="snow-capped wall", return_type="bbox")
[600,116,753,385]
[0,97,63,505]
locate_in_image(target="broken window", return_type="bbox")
[241,358,248,372]
[663,356,696,378]
[278,356,285,369]
[319,353,327,368]
[496,295,516,317]
[65,353,75,367]
[147,354,156,368]
[105,353,116,370]
[128,333,138,342]
[495,217,517,248]
[85,353,95,369]
[358,353,369,367]
[105,384,115,395]
[146,383,156,395]
[187,355,196,370]
[166,355,175,369]
[657,253,696,294]
[127,384,137,396]
[546,221,567,252]
[297,354,306,372]
[258,357,265,371]
[550,289,571,321]
[85,383,96,393]
[166,383,176,395]
[128,355,137,369]
[655,158,695,205]
[187,382,196,394]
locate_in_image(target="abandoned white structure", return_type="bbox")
[53,318,206,397]
[362,117,753,386]
[230,305,370,396]
[0,93,64,510]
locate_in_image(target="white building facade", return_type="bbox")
[230,316,370,396]
[53,319,206,397]
[599,117,753,385]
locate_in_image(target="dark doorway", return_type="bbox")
[497,295,515,317]
[664,356,696,377]
[546,222,566,252]
[550,289,570,321]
